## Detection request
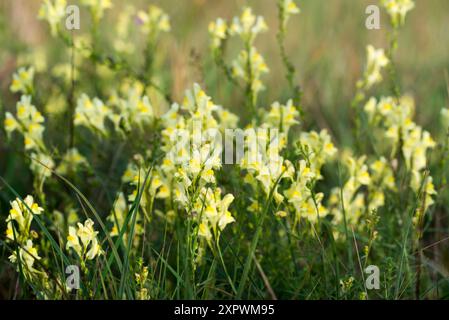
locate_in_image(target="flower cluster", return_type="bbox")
[382,0,415,27]
[10,67,35,94]
[240,100,302,210]
[108,81,155,132]
[364,96,436,176]
[265,100,299,134]
[115,84,238,246]
[196,188,235,242]
[157,84,234,204]
[284,130,337,223]
[208,18,227,50]
[9,240,45,280]
[4,95,45,151]
[6,196,43,243]
[5,196,46,280]
[278,0,300,32]
[284,160,326,223]
[4,0,449,300]
[161,86,237,244]
[135,261,150,300]
[357,45,389,90]
[38,0,67,36]
[230,7,268,43]
[74,94,112,136]
[66,218,102,261]
[81,0,113,21]
[136,5,171,37]
[56,148,89,175]
[232,47,269,99]
[231,8,269,102]
[76,82,157,136]
[113,6,136,55]
[209,7,269,106]
[240,128,294,206]
[328,154,387,227]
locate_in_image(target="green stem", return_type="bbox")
[236,172,284,298]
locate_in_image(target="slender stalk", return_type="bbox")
[236,172,284,298]
[276,0,302,112]
[68,30,75,149]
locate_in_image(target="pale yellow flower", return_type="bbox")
[209,18,228,49]
[230,7,268,43]
[279,0,300,30]
[66,218,102,260]
[5,95,46,152]
[232,47,269,96]
[4,112,18,134]
[38,0,67,36]
[265,99,299,133]
[6,196,43,243]
[9,240,42,275]
[81,0,112,20]
[361,45,389,89]
[198,222,212,241]
[382,0,415,27]
[75,94,112,135]
[137,5,170,36]
[56,148,88,175]
[66,226,82,257]
[30,153,55,178]
[10,67,34,94]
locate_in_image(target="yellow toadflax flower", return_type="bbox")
[81,0,112,21]
[359,45,389,90]
[4,95,46,151]
[8,240,44,278]
[240,128,295,205]
[30,152,55,179]
[10,67,34,94]
[265,99,300,134]
[113,6,137,54]
[284,0,300,15]
[279,0,300,31]
[209,18,228,50]
[232,47,269,97]
[329,154,371,227]
[108,81,155,132]
[4,112,19,134]
[157,84,236,210]
[56,148,88,175]
[196,188,235,242]
[298,129,338,171]
[66,218,102,260]
[198,222,213,241]
[382,0,415,27]
[137,5,171,37]
[38,0,67,36]
[230,7,268,43]
[6,195,44,244]
[74,94,112,136]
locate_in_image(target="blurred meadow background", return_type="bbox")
[0,0,448,299]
